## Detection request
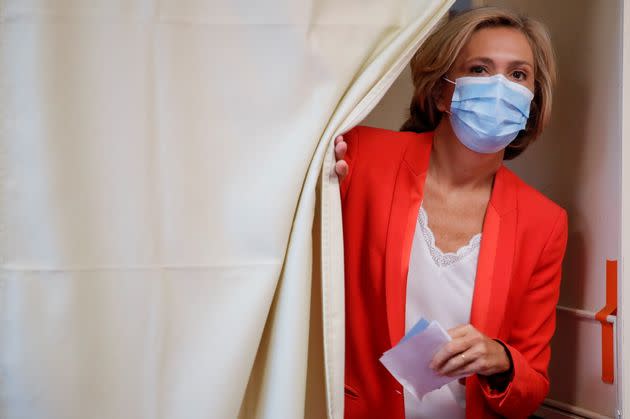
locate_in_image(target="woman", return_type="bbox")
[335,7,567,419]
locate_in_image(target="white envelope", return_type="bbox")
[380,318,467,401]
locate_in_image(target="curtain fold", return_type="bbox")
[0,1,452,418]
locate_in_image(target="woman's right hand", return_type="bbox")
[334,135,349,180]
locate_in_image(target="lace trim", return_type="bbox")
[418,206,481,267]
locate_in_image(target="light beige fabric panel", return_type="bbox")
[0,1,452,418]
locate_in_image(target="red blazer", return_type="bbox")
[341,126,568,419]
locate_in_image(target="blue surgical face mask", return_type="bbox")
[443,74,534,154]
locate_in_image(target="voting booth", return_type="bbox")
[0,0,629,418]
[0,1,454,418]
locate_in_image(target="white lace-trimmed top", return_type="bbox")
[404,205,481,419]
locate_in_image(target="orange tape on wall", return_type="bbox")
[594,259,617,384]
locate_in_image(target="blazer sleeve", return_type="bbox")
[478,208,569,417]
[339,126,360,202]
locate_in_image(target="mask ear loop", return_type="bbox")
[441,76,456,116]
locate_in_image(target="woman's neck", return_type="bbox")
[428,119,504,191]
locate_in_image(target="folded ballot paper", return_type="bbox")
[379,318,466,401]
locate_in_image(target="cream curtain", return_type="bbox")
[0,1,452,418]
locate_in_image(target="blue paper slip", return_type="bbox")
[400,317,431,343]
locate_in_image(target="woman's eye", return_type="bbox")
[512,70,526,80]
[470,66,486,74]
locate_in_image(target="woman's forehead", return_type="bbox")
[458,27,534,66]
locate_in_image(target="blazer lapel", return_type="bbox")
[469,166,518,338]
[384,134,432,346]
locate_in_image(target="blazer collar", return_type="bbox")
[469,166,518,338]
[487,166,518,216]
[384,132,432,345]
[384,136,518,346]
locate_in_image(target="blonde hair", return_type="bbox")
[400,7,557,160]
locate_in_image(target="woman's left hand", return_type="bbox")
[429,324,512,378]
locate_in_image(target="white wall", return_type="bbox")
[362,1,623,416]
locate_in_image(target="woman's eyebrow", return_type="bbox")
[464,57,534,69]
[464,57,495,66]
[509,60,534,69]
